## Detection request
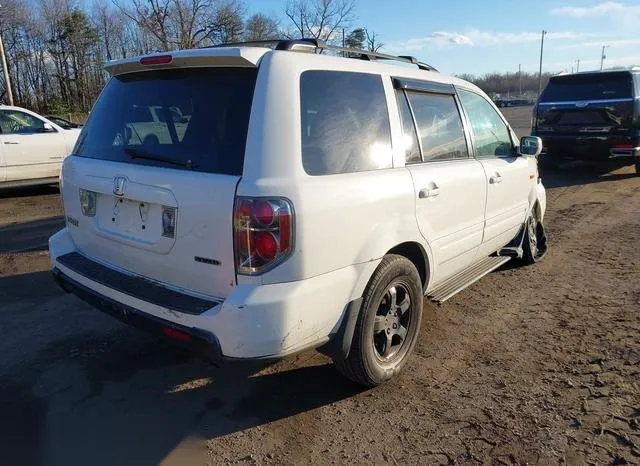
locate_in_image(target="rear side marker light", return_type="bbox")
[79,189,96,217]
[234,197,294,275]
[140,55,173,65]
[163,327,190,342]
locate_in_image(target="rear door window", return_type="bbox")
[541,72,633,102]
[73,68,257,175]
[405,91,468,162]
[300,71,393,176]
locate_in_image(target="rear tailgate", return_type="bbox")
[63,58,261,300]
[536,71,635,135]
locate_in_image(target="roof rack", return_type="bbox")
[209,38,438,72]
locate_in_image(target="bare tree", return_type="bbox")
[114,0,220,50]
[93,0,125,61]
[244,13,280,41]
[365,29,383,52]
[284,0,355,42]
[208,1,245,44]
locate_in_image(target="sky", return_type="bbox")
[248,0,640,76]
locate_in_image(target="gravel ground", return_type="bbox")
[0,107,638,466]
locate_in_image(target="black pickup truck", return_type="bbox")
[532,69,640,173]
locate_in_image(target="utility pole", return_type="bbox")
[600,45,610,70]
[537,30,547,96]
[0,4,14,106]
[518,63,522,96]
[576,59,580,73]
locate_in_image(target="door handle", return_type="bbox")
[419,185,440,199]
[489,174,503,184]
[3,141,19,145]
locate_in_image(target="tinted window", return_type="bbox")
[395,90,421,163]
[300,71,392,175]
[73,68,257,175]
[0,110,45,134]
[406,91,468,162]
[458,89,513,158]
[540,72,633,101]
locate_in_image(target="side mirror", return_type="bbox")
[519,135,542,157]
[42,122,55,133]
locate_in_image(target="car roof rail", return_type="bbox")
[209,38,438,72]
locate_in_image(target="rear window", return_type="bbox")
[540,72,633,102]
[300,70,392,176]
[72,68,257,175]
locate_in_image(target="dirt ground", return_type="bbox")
[0,106,639,466]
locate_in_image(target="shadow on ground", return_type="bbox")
[0,217,64,253]
[540,159,637,189]
[0,184,59,200]
[0,271,365,466]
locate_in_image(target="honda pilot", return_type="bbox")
[50,39,547,386]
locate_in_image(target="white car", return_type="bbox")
[49,40,548,386]
[0,105,81,188]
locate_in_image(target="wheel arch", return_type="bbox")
[386,241,431,292]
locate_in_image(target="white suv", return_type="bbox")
[49,39,547,386]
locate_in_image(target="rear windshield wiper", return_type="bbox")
[124,147,197,169]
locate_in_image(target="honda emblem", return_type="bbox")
[113,176,127,197]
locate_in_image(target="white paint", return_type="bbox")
[50,46,546,359]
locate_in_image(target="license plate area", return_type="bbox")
[96,194,162,242]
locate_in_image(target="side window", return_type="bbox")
[406,91,468,162]
[300,71,393,176]
[458,89,514,158]
[395,90,421,163]
[0,110,45,135]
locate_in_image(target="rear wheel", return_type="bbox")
[334,255,423,387]
[522,208,548,265]
[634,158,640,175]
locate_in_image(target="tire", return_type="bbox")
[522,208,548,265]
[635,158,640,176]
[334,254,423,387]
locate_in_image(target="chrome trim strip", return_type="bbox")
[539,97,635,105]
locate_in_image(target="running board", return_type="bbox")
[427,256,511,303]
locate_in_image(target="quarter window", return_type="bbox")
[0,110,45,135]
[405,91,468,162]
[458,89,514,158]
[300,71,393,176]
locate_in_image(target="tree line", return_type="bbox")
[0,0,552,117]
[0,0,384,115]
[457,71,554,99]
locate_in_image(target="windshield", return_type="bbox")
[540,72,633,102]
[73,67,258,175]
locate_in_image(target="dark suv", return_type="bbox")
[532,69,640,173]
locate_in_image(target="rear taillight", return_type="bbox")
[531,104,538,131]
[234,197,294,275]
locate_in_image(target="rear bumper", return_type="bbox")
[49,228,378,360]
[534,132,640,160]
[52,267,223,362]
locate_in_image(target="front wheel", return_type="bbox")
[522,209,548,265]
[334,255,423,387]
